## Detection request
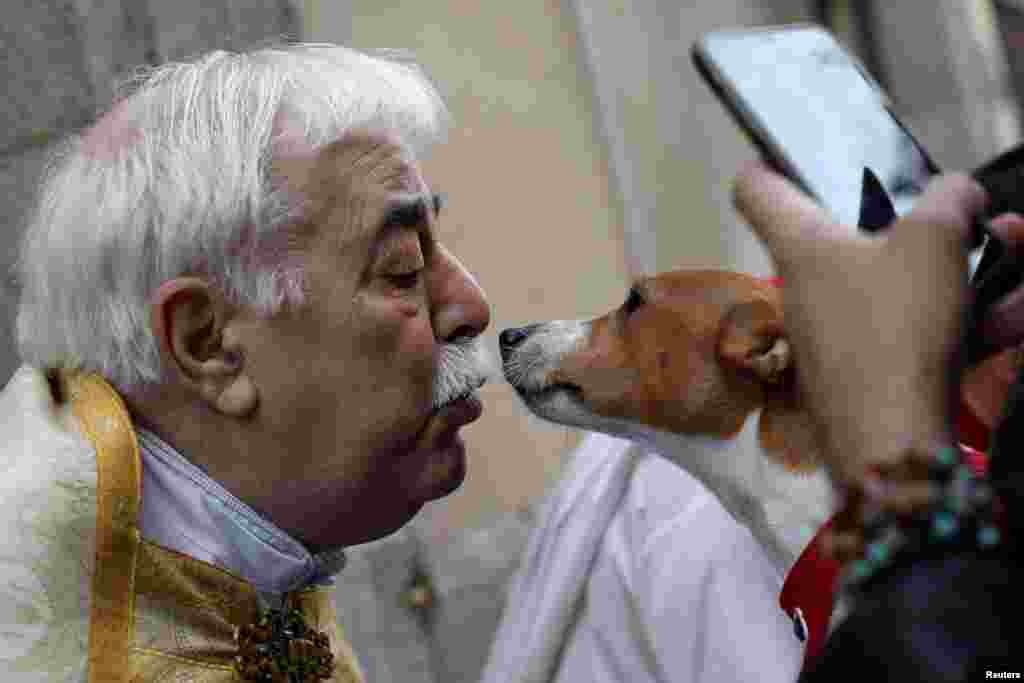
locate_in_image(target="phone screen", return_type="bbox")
[696,26,937,227]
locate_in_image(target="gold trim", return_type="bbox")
[60,370,143,683]
[130,647,236,670]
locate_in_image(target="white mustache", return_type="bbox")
[433,338,499,409]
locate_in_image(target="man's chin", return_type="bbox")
[416,430,468,500]
[405,394,482,500]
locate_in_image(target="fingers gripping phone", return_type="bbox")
[693,23,939,231]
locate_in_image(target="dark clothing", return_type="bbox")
[802,550,1019,682]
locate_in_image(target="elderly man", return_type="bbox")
[1,44,492,681]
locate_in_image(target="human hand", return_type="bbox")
[732,162,994,483]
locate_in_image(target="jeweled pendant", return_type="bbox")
[235,606,335,682]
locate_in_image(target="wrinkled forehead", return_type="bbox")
[278,129,426,195]
[275,130,430,232]
[272,130,437,256]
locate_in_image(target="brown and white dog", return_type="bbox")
[499,269,833,573]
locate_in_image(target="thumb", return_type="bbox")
[732,160,836,261]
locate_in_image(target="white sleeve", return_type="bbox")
[634,492,805,683]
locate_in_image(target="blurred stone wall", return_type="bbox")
[872,0,1020,170]
[568,0,1021,278]
[0,0,302,386]
[568,0,820,278]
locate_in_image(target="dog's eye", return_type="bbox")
[623,288,644,315]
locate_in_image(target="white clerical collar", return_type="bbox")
[135,426,347,600]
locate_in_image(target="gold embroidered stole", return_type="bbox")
[60,370,363,682]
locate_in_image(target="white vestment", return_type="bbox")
[480,432,804,683]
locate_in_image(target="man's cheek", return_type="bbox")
[348,299,403,356]
[351,295,435,383]
[401,336,438,404]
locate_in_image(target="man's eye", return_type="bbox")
[623,288,644,315]
[388,270,423,290]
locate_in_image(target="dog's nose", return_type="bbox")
[499,324,539,351]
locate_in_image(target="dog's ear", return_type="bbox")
[717,299,789,384]
[718,299,823,472]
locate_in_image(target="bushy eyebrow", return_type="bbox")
[365,191,444,263]
[378,192,443,232]
[376,192,440,232]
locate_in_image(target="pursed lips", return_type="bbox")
[434,377,487,426]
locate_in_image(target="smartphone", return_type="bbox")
[692,23,939,229]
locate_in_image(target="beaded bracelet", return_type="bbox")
[828,444,1004,598]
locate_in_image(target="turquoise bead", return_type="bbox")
[866,540,890,564]
[934,446,959,468]
[978,526,1001,548]
[931,512,958,540]
[946,488,968,514]
[850,559,871,582]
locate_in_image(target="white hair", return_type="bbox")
[14,43,449,396]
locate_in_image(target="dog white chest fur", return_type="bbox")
[635,411,832,571]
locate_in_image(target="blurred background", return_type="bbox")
[1,1,1021,680]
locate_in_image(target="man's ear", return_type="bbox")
[150,277,258,418]
[718,299,822,471]
[717,299,790,385]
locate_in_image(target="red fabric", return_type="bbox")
[961,444,989,477]
[779,519,840,663]
[958,399,991,453]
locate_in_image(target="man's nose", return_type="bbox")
[432,245,491,341]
